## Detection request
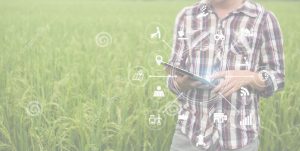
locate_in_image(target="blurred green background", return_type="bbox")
[0,0,300,151]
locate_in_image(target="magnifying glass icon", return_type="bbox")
[155,55,163,65]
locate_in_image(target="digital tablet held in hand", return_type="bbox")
[161,62,214,87]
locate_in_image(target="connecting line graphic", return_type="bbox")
[149,75,177,78]
[171,92,183,102]
[160,93,183,114]
[226,75,255,78]
[162,39,173,50]
[217,92,239,112]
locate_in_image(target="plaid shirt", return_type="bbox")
[167,0,284,150]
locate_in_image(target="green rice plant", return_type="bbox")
[0,0,299,151]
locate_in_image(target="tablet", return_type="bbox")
[161,61,214,87]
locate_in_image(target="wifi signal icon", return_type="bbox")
[240,87,250,97]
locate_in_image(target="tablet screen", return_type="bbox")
[161,62,214,87]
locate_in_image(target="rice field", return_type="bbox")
[0,0,300,151]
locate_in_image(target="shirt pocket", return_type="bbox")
[189,31,210,53]
[229,32,254,56]
[186,31,211,76]
[227,34,254,70]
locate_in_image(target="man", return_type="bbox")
[167,0,284,150]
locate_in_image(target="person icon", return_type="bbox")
[153,86,165,97]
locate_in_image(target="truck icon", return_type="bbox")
[213,113,227,124]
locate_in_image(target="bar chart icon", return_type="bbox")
[240,114,253,126]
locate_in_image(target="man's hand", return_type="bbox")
[210,70,266,97]
[174,75,210,92]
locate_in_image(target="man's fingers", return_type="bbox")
[221,81,243,97]
[212,82,224,93]
[220,82,236,96]
[223,86,240,98]
[212,78,230,93]
[220,81,235,93]
[198,84,211,89]
[190,81,203,88]
[175,75,188,83]
[182,75,190,81]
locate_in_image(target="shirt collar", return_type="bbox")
[234,0,258,18]
[199,0,258,18]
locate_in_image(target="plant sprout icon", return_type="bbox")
[197,5,209,18]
